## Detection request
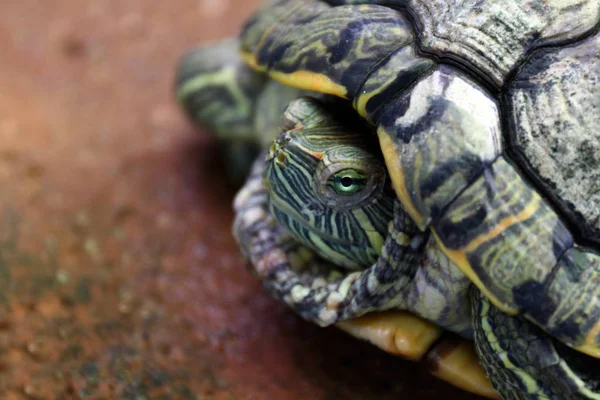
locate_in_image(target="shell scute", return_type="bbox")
[432,157,575,319]
[410,0,600,86]
[507,29,600,245]
[376,67,502,230]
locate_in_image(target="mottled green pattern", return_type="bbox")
[247,98,475,335]
[330,0,600,86]
[354,45,434,121]
[435,157,582,339]
[229,1,600,398]
[234,158,475,340]
[377,67,502,230]
[234,156,412,325]
[241,0,331,60]
[242,0,415,99]
[235,158,438,327]
[250,0,600,88]
[550,248,600,349]
[472,290,600,399]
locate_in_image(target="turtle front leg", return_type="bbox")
[234,97,429,326]
[233,153,426,326]
[233,154,499,399]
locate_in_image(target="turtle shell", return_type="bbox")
[237,0,600,358]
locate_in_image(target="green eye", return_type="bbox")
[329,169,367,196]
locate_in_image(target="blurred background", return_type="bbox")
[0,1,482,398]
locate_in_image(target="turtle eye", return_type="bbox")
[328,169,366,196]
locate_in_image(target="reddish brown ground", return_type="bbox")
[0,1,484,399]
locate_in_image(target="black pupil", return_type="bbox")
[341,177,353,187]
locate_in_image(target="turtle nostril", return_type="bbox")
[269,135,293,161]
[276,134,291,146]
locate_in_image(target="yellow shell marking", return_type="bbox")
[377,128,427,229]
[240,51,267,73]
[464,196,541,254]
[240,52,348,98]
[431,194,544,315]
[270,69,348,98]
[431,229,518,315]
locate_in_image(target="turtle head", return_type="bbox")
[265,97,394,270]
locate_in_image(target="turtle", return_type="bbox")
[175,0,600,398]
[176,38,500,399]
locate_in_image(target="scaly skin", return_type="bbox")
[175,39,265,184]
[472,290,600,400]
[266,99,393,269]
[264,97,474,336]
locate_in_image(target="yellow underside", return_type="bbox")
[336,311,499,399]
[240,52,348,98]
[336,311,442,361]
